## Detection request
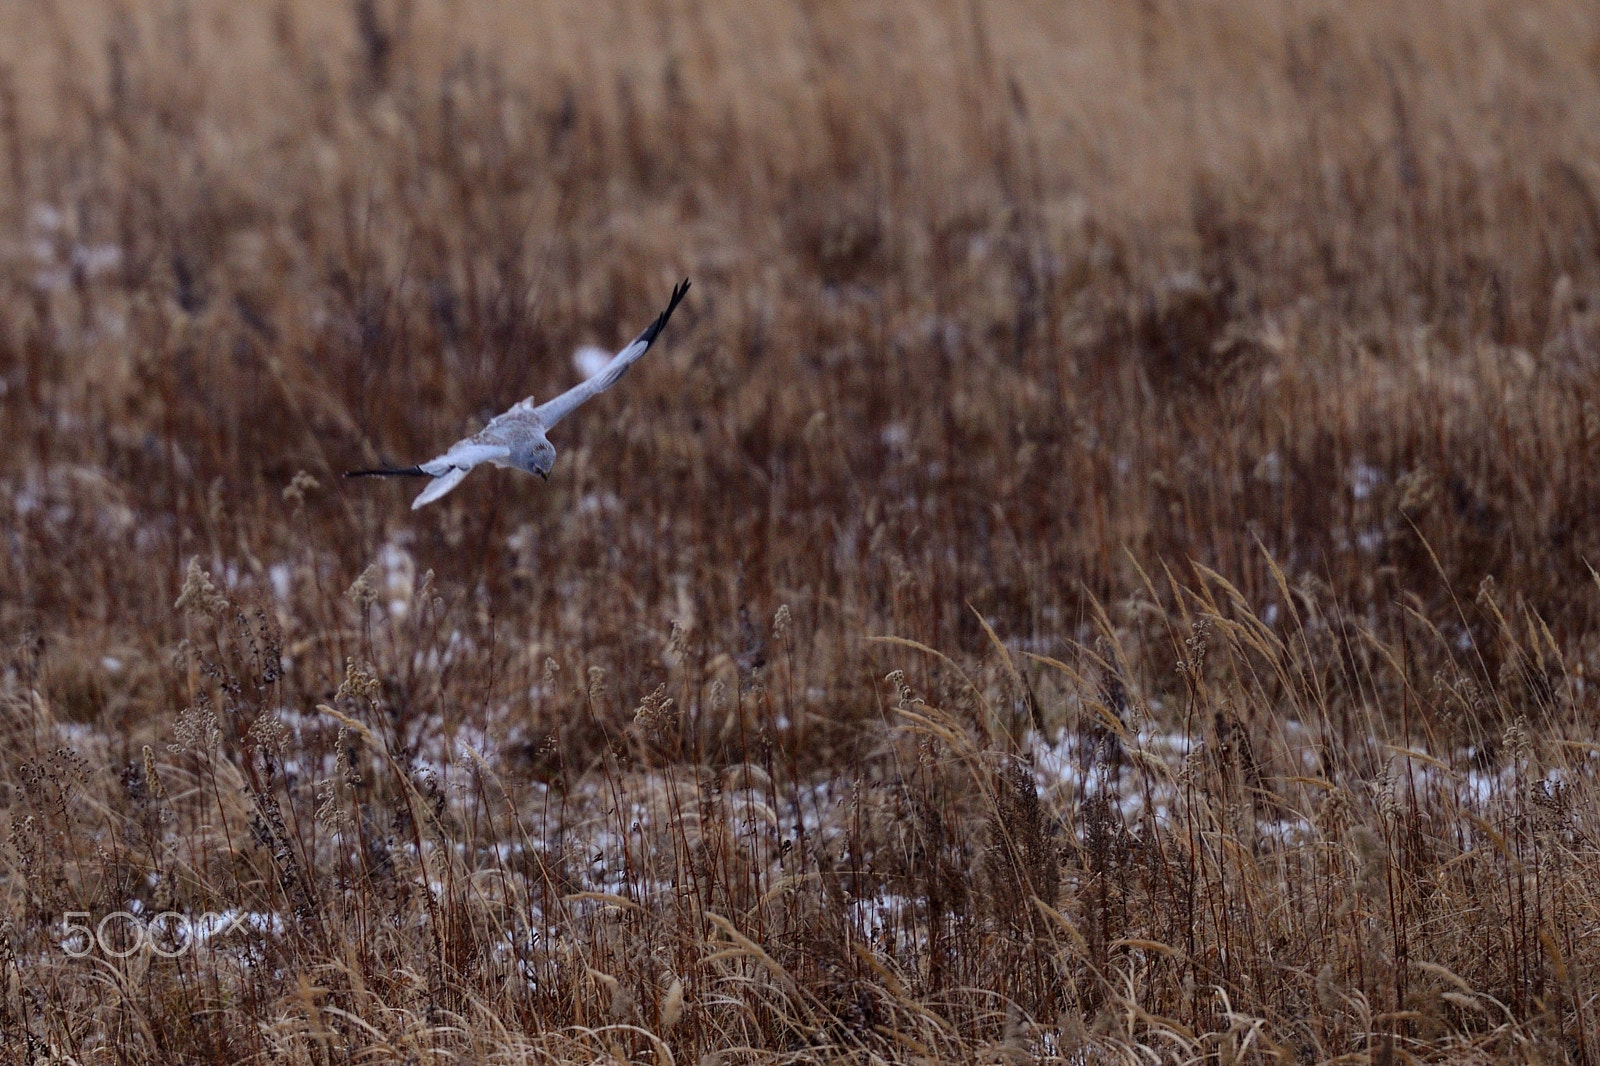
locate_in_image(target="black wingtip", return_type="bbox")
[635,277,691,347]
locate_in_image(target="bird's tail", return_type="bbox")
[344,466,429,478]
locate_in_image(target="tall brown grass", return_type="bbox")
[1,0,1598,1061]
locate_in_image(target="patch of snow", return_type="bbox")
[268,562,293,602]
[72,244,123,277]
[30,204,64,231]
[1349,462,1384,501]
[377,539,415,617]
[573,344,612,380]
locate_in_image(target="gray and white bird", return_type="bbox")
[348,279,689,509]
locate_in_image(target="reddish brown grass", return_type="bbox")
[2,1,1599,1061]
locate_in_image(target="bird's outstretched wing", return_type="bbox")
[410,440,511,508]
[347,439,511,509]
[410,465,473,508]
[533,278,690,429]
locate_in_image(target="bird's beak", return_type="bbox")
[540,470,549,481]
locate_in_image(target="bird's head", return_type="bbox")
[532,440,556,480]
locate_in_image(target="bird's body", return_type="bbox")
[348,279,689,508]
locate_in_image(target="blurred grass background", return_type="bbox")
[1,0,1599,1061]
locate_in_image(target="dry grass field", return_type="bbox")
[2,0,1600,1061]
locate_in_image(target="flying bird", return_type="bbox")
[347,279,690,509]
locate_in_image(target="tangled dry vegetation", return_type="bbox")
[2,0,1600,1061]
